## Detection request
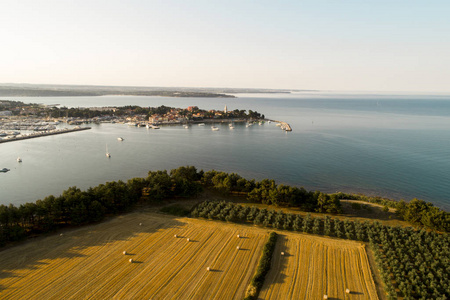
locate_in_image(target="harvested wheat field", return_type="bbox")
[259,233,379,300]
[0,213,268,300]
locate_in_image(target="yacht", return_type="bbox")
[0,168,10,173]
[198,123,205,126]
[211,126,220,131]
[117,137,124,141]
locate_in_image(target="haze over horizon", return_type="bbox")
[2,1,449,93]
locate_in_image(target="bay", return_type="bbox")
[1,92,450,211]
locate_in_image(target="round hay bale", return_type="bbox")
[237,234,240,238]
[207,267,210,271]
[323,295,328,299]
[346,288,350,294]
[60,233,63,237]
[123,251,127,255]
[237,246,240,250]
[187,238,190,242]
[129,259,133,263]
[139,223,142,226]
[281,251,285,256]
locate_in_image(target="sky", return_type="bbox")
[1,0,449,93]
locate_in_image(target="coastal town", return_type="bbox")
[0,100,291,143]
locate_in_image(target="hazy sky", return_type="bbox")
[1,0,449,92]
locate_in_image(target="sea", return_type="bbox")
[1,92,450,211]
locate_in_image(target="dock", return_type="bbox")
[0,127,91,143]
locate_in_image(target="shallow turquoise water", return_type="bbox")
[1,93,449,211]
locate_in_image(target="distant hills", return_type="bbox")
[0,83,298,98]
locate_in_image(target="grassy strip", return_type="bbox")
[244,231,278,300]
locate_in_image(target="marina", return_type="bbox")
[0,126,91,143]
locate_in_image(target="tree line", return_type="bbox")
[201,170,342,213]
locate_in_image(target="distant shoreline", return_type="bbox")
[0,89,235,98]
[0,83,298,98]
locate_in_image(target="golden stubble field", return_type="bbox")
[0,212,379,300]
[259,233,379,300]
[0,213,267,300]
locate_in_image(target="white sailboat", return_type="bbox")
[106,144,111,158]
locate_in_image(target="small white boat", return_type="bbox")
[117,137,124,141]
[0,168,10,173]
[106,144,111,158]
[147,124,160,129]
[17,157,22,163]
[198,123,205,126]
[183,125,189,129]
[229,124,235,129]
[211,126,220,131]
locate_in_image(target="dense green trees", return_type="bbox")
[202,170,342,213]
[396,198,450,232]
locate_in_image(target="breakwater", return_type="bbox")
[269,120,292,131]
[0,127,91,143]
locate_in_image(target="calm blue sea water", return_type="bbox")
[1,92,450,211]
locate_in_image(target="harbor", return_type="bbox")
[0,126,91,143]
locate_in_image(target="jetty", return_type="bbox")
[0,127,91,143]
[270,120,292,131]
